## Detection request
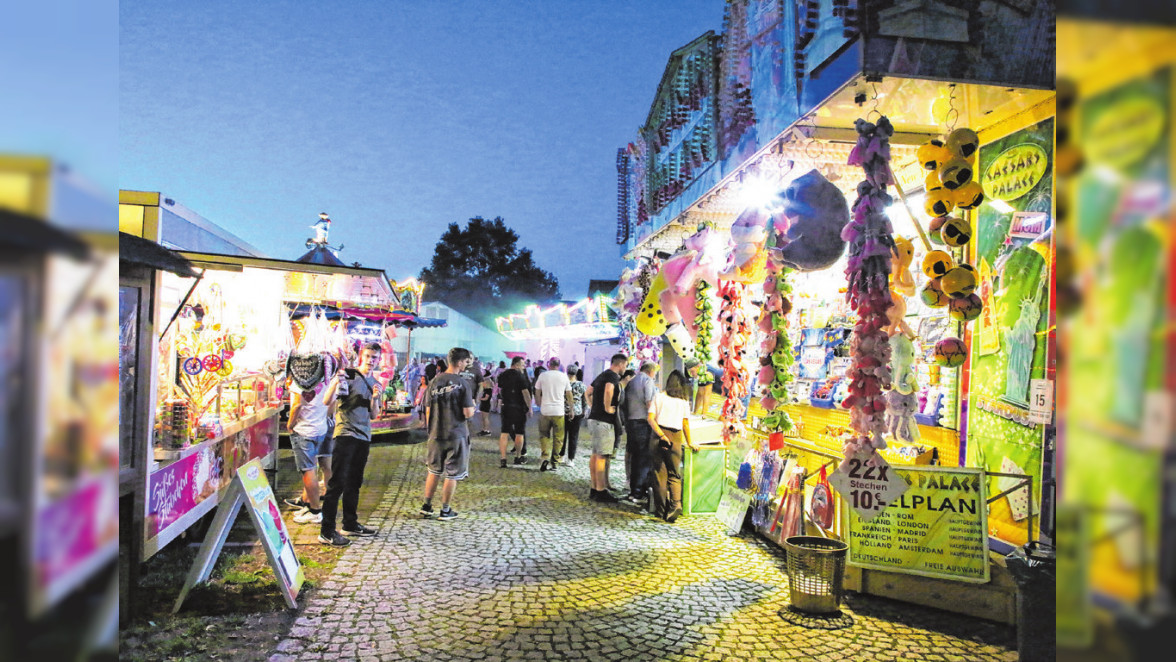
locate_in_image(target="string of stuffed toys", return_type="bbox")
[717,279,752,444]
[755,256,795,436]
[693,281,714,386]
[840,116,898,471]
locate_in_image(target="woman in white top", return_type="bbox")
[647,369,700,522]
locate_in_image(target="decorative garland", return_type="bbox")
[840,116,898,472]
[693,281,714,386]
[717,279,752,444]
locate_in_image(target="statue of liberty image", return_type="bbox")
[1110,292,1152,426]
[1002,270,1046,407]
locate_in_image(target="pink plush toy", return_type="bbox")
[635,224,723,357]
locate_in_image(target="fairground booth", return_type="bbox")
[118,194,445,613]
[495,295,622,372]
[611,0,1055,637]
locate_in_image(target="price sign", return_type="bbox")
[1028,379,1053,425]
[828,453,909,522]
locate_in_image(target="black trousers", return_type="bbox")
[563,414,584,460]
[320,435,370,536]
[625,419,654,498]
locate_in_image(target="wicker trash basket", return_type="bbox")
[783,535,848,614]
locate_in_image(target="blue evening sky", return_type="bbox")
[120,1,723,299]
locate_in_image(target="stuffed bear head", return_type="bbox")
[770,169,850,272]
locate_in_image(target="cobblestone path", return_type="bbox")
[271,424,1017,661]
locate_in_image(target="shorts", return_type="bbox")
[585,418,616,457]
[501,406,527,436]
[425,435,470,480]
[317,433,334,458]
[479,397,492,413]
[291,431,328,472]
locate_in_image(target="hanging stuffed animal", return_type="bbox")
[885,236,916,338]
[769,169,850,272]
[634,224,722,357]
[840,116,897,471]
[885,333,921,444]
[719,207,769,284]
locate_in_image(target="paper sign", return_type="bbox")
[997,456,1035,522]
[1028,379,1054,425]
[715,483,753,536]
[828,453,909,523]
[1141,390,1173,450]
[844,466,989,582]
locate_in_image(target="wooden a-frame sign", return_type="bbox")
[173,459,304,613]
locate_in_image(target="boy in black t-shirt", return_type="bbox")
[583,353,629,503]
[420,347,476,521]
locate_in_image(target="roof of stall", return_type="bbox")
[285,303,447,328]
[176,250,399,309]
[0,207,90,260]
[119,231,199,277]
[295,244,348,266]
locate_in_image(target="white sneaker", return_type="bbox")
[294,509,322,524]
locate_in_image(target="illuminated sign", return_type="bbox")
[496,296,620,342]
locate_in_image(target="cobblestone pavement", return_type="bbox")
[271,418,1017,661]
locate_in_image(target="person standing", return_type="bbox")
[497,356,532,468]
[491,360,506,413]
[647,369,698,522]
[562,368,587,468]
[404,359,422,410]
[533,357,572,472]
[584,353,628,503]
[286,369,341,524]
[623,361,659,505]
[420,347,476,521]
[319,342,383,546]
[476,367,493,436]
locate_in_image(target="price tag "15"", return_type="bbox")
[1028,379,1053,425]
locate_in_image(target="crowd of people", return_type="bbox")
[284,345,706,547]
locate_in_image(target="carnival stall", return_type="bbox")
[495,295,621,369]
[614,0,1054,624]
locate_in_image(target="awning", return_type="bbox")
[286,303,447,328]
[119,232,199,277]
[0,207,90,260]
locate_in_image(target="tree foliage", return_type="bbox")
[419,216,560,326]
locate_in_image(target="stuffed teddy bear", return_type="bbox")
[885,389,921,444]
[889,333,919,395]
[770,169,851,272]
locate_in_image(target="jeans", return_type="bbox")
[624,419,653,498]
[563,414,583,460]
[651,429,684,519]
[320,435,370,536]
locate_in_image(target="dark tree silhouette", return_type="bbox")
[419,216,560,326]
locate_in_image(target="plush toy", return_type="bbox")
[885,236,916,338]
[953,181,985,209]
[940,216,972,247]
[720,207,769,283]
[889,333,919,395]
[941,265,977,298]
[922,250,955,279]
[938,157,973,190]
[928,216,948,245]
[885,389,921,444]
[635,224,723,356]
[933,337,968,367]
[949,293,983,321]
[917,139,950,171]
[920,279,950,307]
[769,169,850,272]
[946,127,980,162]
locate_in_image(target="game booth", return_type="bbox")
[613,0,1055,633]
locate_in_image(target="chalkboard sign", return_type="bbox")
[173,459,304,612]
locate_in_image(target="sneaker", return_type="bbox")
[500,458,508,468]
[420,502,436,518]
[596,491,620,504]
[284,497,310,510]
[588,489,600,502]
[438,506,460,521]
[513,456,525,465]
[294,509,322,524]
[624,494,644,505]
[665,506,683,523]
[342,523,377,536]
[318,532,351,547]
[540,460,549,472]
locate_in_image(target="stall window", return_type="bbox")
[0,275,24,506]
[119,285,140,469]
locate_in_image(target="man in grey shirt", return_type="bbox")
[623,361,659,504]
[319,342,383,546]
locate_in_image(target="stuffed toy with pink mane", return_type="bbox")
[635,224,723,357]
